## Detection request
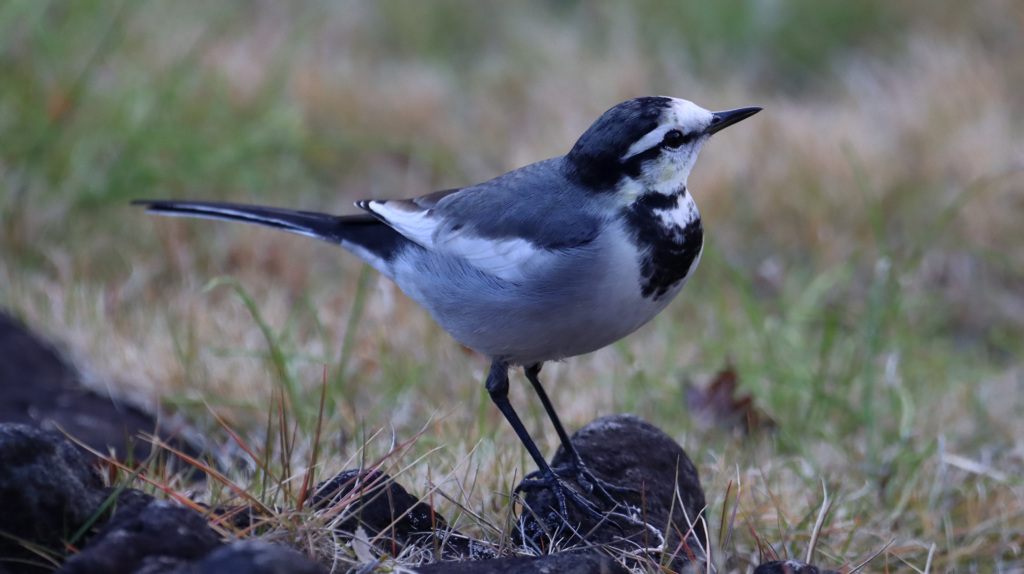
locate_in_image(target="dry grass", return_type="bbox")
[2,1,1023,571]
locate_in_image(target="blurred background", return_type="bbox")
[2,1,1022,569]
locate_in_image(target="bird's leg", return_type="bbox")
[485,361,555,480]
[485,360,602,523]
[522,363,583,467]
[523,363,632,507]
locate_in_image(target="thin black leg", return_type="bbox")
[523,363,586,467]
[524,363,632,507]
[485,359,603,523]
[485,360,553,476]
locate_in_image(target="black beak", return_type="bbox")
[706,106,762,135]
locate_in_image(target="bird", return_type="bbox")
[134,96,760,521]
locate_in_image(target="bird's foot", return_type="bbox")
[514,467,609,527]
[525,459,634,512]
[517,464,648,536]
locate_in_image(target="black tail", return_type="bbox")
[132,200,407,264]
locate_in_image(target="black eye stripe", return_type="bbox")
[661,129,695,149]
[620,128,699,176]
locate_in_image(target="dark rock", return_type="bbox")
[310,469,493,561]
[518,414,707,572]
[167,540,325,574]
[57,497,222,574]
[754,559,840,574]
[99,486,158,515]
[414,553,630,574]
[131,556,191,574]
[0,423,105,574]
[207,502,281,533]
[0,310,202,466]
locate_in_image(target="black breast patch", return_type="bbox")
[623,191,705,301]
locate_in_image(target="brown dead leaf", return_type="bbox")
[686,365,776,436]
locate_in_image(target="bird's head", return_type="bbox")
[565,97,760,201]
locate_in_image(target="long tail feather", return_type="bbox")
[132,200,407,272]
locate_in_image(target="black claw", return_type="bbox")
[545,459,635,506]
[515,467,606,526]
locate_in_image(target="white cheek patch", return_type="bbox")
[654,145,701,194]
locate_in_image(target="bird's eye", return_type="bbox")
[661,129,688,148]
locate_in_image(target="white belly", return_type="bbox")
[393,219,700,366]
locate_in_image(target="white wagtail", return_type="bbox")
[134,96,760,520]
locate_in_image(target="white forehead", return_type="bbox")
[621,98,713,161]
[665,97,714,127]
